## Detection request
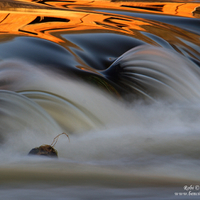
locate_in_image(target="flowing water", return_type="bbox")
[0,0,200,199]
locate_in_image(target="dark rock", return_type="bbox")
[28,145,58,158]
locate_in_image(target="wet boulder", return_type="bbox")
[28,132,69,158]
[28,145,58,158]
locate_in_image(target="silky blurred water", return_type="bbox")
[0,0,200,199]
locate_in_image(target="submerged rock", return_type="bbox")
[28,145,58,158]
[28,132,69,158]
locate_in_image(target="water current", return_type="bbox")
[0,0,200,199]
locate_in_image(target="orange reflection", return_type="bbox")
[0,0,199,48]
[9,0,200,19]
[23,1,200,18]
[0,1,151,44]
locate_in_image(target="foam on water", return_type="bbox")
[0,45,200,199]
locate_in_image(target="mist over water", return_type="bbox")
[0,0,200,199]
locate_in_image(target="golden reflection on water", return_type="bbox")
[0,1,199,53]
[15,0,200,18]
[0,0,198,79]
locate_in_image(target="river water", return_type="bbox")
[0,0,200,199]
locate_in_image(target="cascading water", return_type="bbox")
[0,0,200,199]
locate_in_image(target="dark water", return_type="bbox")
[0,0,200,199]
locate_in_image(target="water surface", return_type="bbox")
[0,0,200,199]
